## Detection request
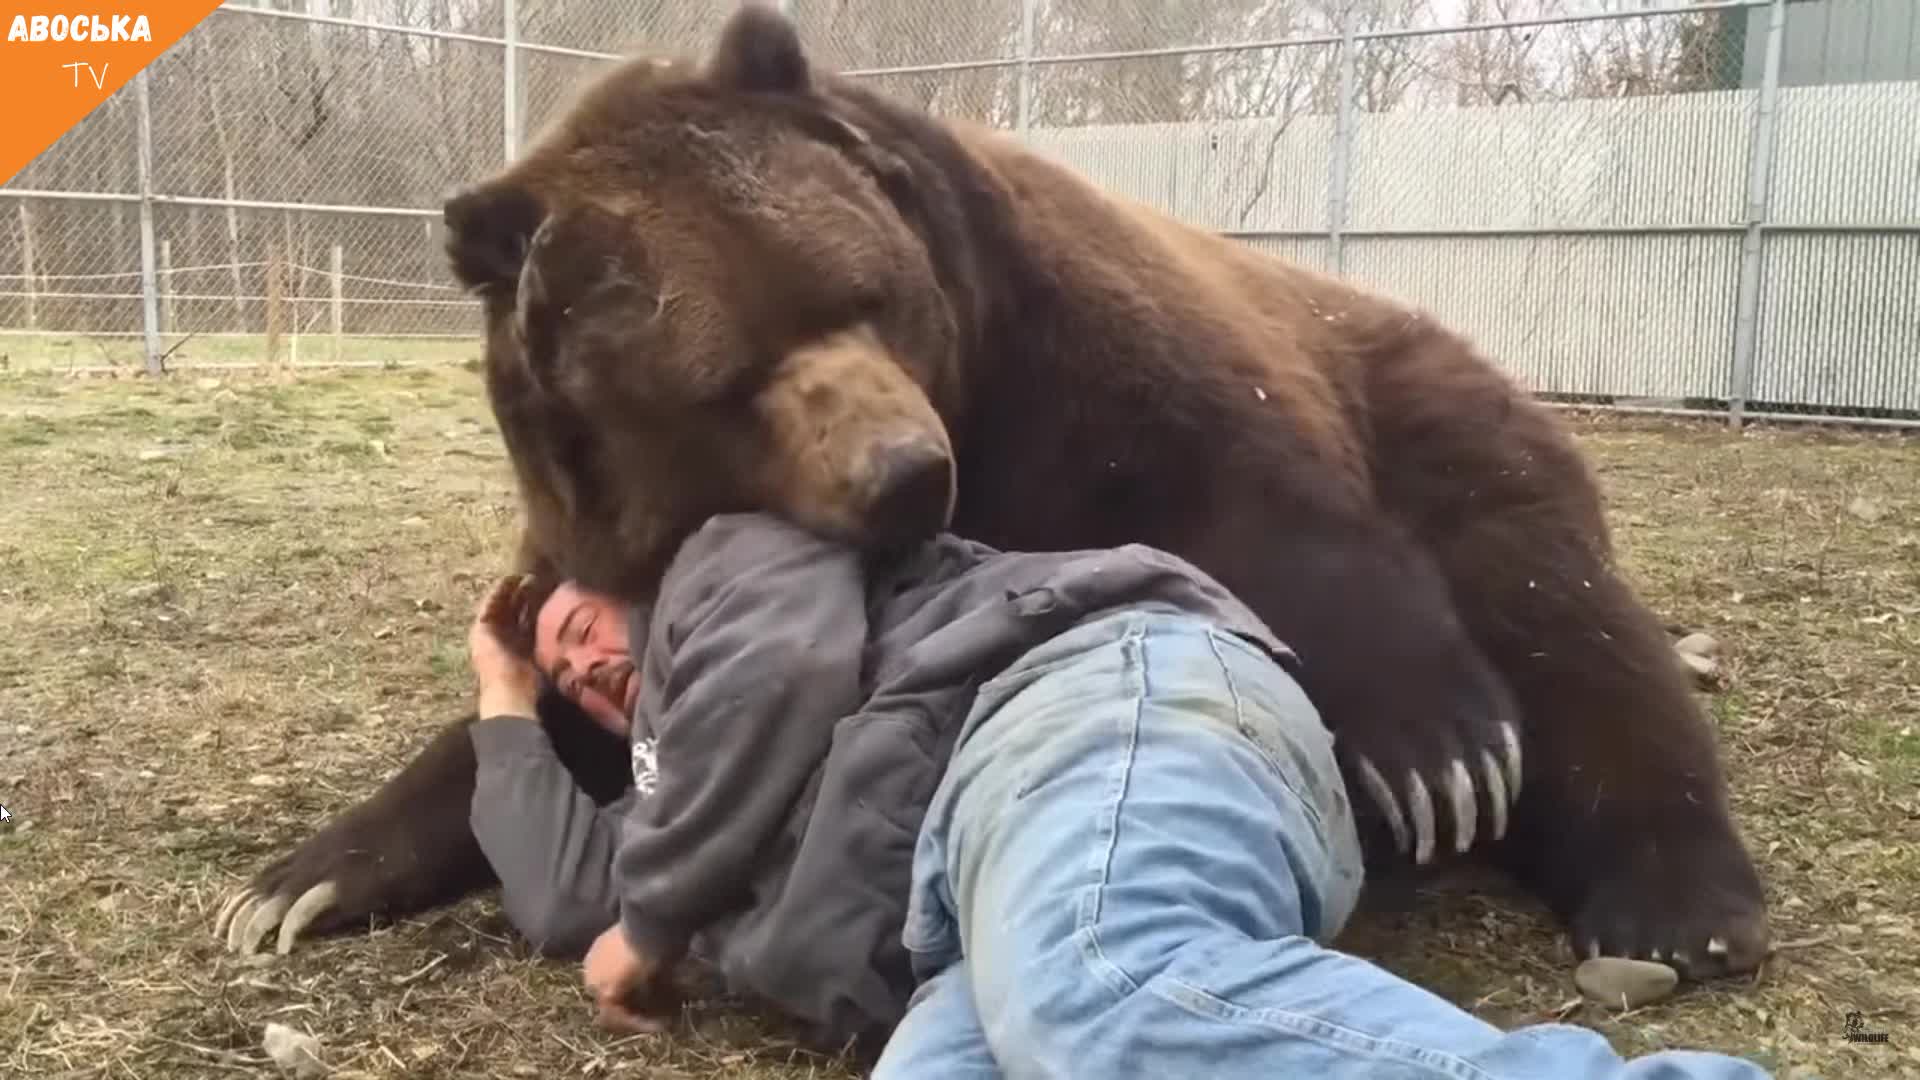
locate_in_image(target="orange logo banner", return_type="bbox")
[0,2,224,185]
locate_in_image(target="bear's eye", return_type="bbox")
[851,290,886,321]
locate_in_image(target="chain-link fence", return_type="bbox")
[2,0,1915,426]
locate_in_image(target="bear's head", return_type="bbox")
[443,4,987,598]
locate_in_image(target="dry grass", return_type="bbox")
[0,333,473,373]
[1,367,1915,1078]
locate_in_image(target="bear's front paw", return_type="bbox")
[1565,841,1771,980]
[212,798,485,957]
[213,836,359,957]
[1327,648,1523,867]
[1346,721,1522,866]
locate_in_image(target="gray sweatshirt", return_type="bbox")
[469,511,1292,1049]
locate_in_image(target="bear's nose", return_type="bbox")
[863,436,955,547]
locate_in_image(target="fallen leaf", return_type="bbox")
[1847,497,1885,522]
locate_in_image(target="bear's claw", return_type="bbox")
[1405,770,1436,865]
[213,880,342,956]
[1478,747,1509,848]
[1498,719,1523,798]
[1352,720,1522,865]
[1444,758,1476,853]
[1354,756,1410,854]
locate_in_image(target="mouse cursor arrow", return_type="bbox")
[0,805,11,823]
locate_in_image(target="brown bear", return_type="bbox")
[217,4,1769,986]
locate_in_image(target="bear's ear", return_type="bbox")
[706,3,811,95]
[443,181,545,295]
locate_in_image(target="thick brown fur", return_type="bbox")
[236,3,1767,986]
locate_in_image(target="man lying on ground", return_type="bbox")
[462,573,648,962]
[465,512,1774,1079]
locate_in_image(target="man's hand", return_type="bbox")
[582,923,681,1035]
[470,575,540,717]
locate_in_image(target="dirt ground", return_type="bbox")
[1,366,1915,1079]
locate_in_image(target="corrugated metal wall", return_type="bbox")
[1743,0,1920,87]
[1756,80,1920,412]
[1019,79,1919,416]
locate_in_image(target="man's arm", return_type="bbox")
[468,716,636,958]
[612,514,872,965]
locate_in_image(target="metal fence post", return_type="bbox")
[134,71,164,375]
[18,203,39,331]
[330,244,345,363]
[503,0,520,162]
[159,239,174,333]
[1017,0,1036,132]
[1326,17,1357,277]
[1728,0,1788,430]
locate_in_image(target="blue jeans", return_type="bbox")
[874,608,1774,1080]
